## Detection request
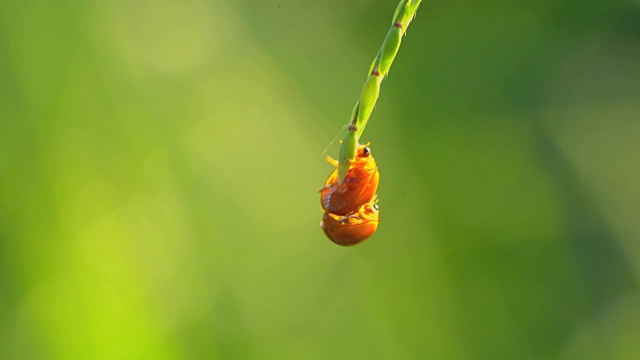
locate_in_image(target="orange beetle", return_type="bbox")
[320,145,379,216]
[321,202,379,246]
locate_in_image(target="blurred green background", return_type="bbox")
[1,0,640,358]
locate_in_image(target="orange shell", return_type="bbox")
[320,145,379,216]
[321,203,379,246]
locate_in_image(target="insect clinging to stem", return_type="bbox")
[320,145,379,216]
[319,144,380,246]
[318,0,423,246]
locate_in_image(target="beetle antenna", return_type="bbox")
[320,122,350,158]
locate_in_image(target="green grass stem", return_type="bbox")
[337,0,423,182]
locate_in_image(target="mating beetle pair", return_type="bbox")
[319,145,380,246]
[316,0,423,246]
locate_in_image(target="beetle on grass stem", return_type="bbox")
[320,0,423,246]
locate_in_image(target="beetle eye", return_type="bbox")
[363,147,371,156]
[373,203,379,211]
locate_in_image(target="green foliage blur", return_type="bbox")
[1,0,639,358]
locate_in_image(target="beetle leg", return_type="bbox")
[325,156,339,167]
